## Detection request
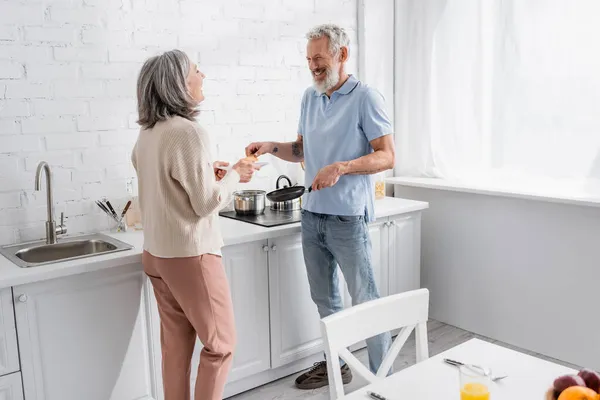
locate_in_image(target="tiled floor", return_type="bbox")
[228,320,580,400]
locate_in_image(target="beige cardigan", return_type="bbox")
[131,116,239,258]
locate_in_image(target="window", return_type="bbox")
[393,1,600,183]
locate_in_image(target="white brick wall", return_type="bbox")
[0,0,358,245]
[5,82,52,99]
[0,61,25,79]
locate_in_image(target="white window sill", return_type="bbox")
[387,176,600,208]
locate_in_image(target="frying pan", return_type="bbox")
[266,185,312,202]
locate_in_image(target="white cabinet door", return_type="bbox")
[369,221,390,299]
[0,288,19,377]
[223,241,270,382]
[145,276,163,400]
[0,372,24,400]
[389,213,422,295]
[190,241,271,386]
[340,220,389,309]
[14,264,158,400]
[268,234,322,368]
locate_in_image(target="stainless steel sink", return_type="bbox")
[0,233,134,268]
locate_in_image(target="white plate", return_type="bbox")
[216,162,269,171]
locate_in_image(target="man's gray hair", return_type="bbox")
[306,24,350,55]
[136,49,199,129]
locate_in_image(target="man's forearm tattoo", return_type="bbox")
[291,142,303,158]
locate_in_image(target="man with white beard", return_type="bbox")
[245,24,396,390]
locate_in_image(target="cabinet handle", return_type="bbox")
[262,245,269,252]
[17,294,27,303]
[384,222,390,228]
[390,221,395,226]
[271,245,277,251]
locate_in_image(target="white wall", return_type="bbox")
[358,0,394,120]
[359,0,395,195]
[0,0,358,245]
[394,184,600,370]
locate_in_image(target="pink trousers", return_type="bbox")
[143,251,236,400]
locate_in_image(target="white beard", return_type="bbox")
[312,67,340,94]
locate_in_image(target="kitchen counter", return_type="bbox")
[0,197,428,289]
[0,196,429,400]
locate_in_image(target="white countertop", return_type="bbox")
[388,176,600,208]
[0,197,428,289]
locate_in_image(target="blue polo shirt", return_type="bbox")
[298,74,393,222]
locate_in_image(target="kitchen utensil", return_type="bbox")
[233,190,266,215]
[445,359,508,382]
[266,174,311,203]
[120,200,132,219]
[276,175,292,188]
[96,199,128,232]
[95,201,112,217]
[104,200,119,220]
[266,185,311,202]
[269,175,302,211]
[367,392,389,400]
[271,198,301,211]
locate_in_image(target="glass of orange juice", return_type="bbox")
[459,365,491,400]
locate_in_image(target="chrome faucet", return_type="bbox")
[35,161,67,244]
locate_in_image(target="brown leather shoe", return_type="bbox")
[294,361,353,389]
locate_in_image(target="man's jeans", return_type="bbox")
[301,209,392,374]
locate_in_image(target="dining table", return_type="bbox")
[343,338,578,399]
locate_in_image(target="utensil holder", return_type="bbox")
[107,215,127,233]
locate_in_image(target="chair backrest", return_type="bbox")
[320,288,430,400]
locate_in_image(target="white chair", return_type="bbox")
[320,288,430,399]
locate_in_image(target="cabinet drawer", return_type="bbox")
[0,371,23,400]
[0,288,19,376]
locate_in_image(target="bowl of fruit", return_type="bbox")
[546,369,600,400]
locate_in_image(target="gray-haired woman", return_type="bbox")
[131,49,257,400]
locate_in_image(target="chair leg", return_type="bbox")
[415,321,429,362]
[321,323,345,399]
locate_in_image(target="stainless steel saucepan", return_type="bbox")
[233,190,265,215]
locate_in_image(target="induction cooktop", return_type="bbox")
[219,208,302,228]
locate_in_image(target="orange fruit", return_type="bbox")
[557,386,599,400]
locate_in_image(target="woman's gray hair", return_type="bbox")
[136,49,199,129]
[306,24,350,55]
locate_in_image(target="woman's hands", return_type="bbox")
[233,158,261,183]
[213,161,229,181]
[213,159,261,183]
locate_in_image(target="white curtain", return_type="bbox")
[394,0,600,183]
